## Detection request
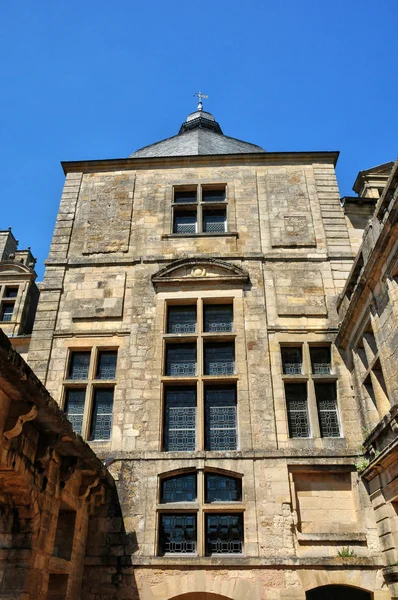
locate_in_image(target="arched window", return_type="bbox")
[160,472,197,503]
[306,585,371,599]
[205,472,242,502]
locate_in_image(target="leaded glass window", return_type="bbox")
[203,209,226,233]
[1,303,14,322]
[161,473,197,503]
[205,386,237,451]
[174,190,197,203]
[315,383,340,437]
[202,189,226,203]
[65,389,85,435]
[164,387,196,451]
[167,306,197,334]
[310,347,332,375]
[159,514,196,554]
[173,211,197,234]
[205,473,242,503]
[96,351,117,380]
[203,304,233,333]
[165,343,196,376]
[68,352,90,380]
[285,383,310,438]
[206,514,243,555]
[204,342,234,376]
[281,347,303,375]
[90,388,114,440]
[4,287,18,298]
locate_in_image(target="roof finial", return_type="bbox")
[193,90,208,111]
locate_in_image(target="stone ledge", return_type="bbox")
[161,232,239,239]
[297,532,367,544]
[84,556,382,568]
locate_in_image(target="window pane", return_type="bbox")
[315,383,340,437]
[203,209,226,233]
[285,383,310,438]
[281,347,302,375]
[159,514,196,554]
[205,386,237,451]
[165,343,196,376]
[202,189,226,203]
[1,304,14,322]
[167,306,197,334]
[68,352,90,380]
[204,342,234,376]
[96,351,117,379]
[164,387,196,451]
[173,211,197,234]
[205,473,242,503]
[90,388,114,440]
[160,473,197,503]
[65,389,85,435]
[206,514,243,555]
[4,287,18,298]
[174,190,197,203]
[310,347,332,374]
[204,304,233,333]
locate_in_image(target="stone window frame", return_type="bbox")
[352,317,390,422]
[171,184,228,236]
[281,342,342,439]
[61,346,118,441]
[0,284,20,323]
[288,465,367,543]
[161,296,239,452]
[156,467,245,557]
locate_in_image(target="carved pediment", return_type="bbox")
[152,258,249,289]
[0,261,35,278]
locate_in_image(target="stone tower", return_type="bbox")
[26,105,390,599]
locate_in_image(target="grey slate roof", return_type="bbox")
[129,109,265,158]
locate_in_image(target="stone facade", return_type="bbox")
[1,108,396,599]
[0,228,39,358]
[337,158,398,599]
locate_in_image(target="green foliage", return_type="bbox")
[355,457,370,472]
[338,546,356,558]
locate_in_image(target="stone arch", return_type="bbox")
[306,584,372,599]
[169,594,234,600]
[298,568,376,596]
[141,570,258,600]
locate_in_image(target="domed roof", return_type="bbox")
[129,106,265,158]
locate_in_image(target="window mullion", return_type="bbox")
[82,383,93,440]
[197,471,204,556]
[197,299,204,450]
[197,184,202,233]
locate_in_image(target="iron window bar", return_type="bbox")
[166,344,197,377]
[204,343,234,376]
[96,351,117,380]
[281,347,303,375]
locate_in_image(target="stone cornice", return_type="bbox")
[61,150,339,174]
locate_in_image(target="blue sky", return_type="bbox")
[1,0,397,279]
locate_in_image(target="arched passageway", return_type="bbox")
[170,594,233,600]
[306,585,372,600]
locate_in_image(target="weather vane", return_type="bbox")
[193,90,208,111]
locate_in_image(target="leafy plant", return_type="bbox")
[338,547,356,558]
[355,457,370,472]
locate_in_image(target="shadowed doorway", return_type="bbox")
[306,585,372,599]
